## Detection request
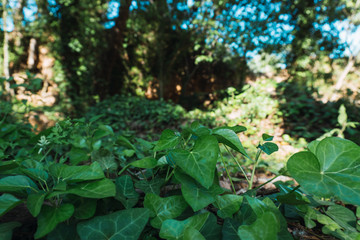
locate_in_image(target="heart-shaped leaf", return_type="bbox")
[199,212,222,240]
[325,205,357,232]
[73,198,97,220]
[77,208,150,240]
[184,227,205,240]
[34,204,74,239]
[67,178,116,198]
[222,218,241,240]
[154,129,180,151]
[258,142,278,155]
[0,194,22,217]
[214,126,247,134]
[159,212,210,240]
[131,157,158,169]
[213,194,243,219]
[171,135,219,189]
[237,211,279,240]
[287,137,360,205]
[49,162,104,183]
[27,192,46,217]
[0,175,38,194]
[212,128,248,158]
[115,175,139,209]
[144,193,188,229]
[134,177,165,195]
[175,172,224,211]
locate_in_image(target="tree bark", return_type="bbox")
[27,38,37,69]
[2,0,10,79]
[335,55,356,90]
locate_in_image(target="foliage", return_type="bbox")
[0,116,359,239]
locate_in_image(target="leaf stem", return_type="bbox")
[224,145,250,184]
[165,166,177,183]
[220,150,236,194]
[249,148,262,190]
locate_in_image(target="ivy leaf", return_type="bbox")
[258,142,278,155]
[0,175,38,194]
[262,134,274,141]
[222,218,241,240]
[27,192,46,217]
[212,128,248,158]
[175,171,224,211]
[93,125,114,140]
[67,178,116,198]
[184,227,205,240]
[34,204,74,239]
[213,194,243,219]
[131,157,158,169]
[68,147,89,165]
[199,212,222,240]
[73,198,97,220]
[134,178,165,195]
[154,129,180,151]
[213,126,247,134]
[91,150,117,172]
[237,211,280,240]
[0,194,22,217]
[171,135,219,189]
[287,137,360,205]
[77,208,150,240]
[0,222,21,240]
[115,175,139,209]
[49,162,104,183]
[21,168,48,182]
[144,193,188,229]
[325,205,357,232]
[159,212,210,240]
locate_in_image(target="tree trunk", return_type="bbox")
[2,0,10,79]
[27,38,37,69]
[334,55,356,90]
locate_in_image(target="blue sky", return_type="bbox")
[1,0,359,58]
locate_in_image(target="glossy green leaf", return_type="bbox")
[190,122,211,137]
[287,137,360,205]
[49,162,104,183]
[0,222,21,240]
[0,194,22,217]
[222,218,241,240]
[212,128,248,157]
[184,227,205,240]
[214,126,247,134]
[325,205,357,231]
[171,135,219,189]
[73,198,97,220]
[159,212,210,240]
[144,193,188,229]
[135,177,165,195]
[67,178,116,198]
[21,168,48,182]
[77,208,150,240]
[154,129,180,151]
[175,172,224,211]
[199,212,222,240]
[68,147,89,165]
[237,211,280,240]
[259,142,278,155]
[131,157,158,169]
[115,175,139,209]
[35,204,74,239]
[262,134,273,141]
[213,194,243,219]
[27,192,46,217]
[0,175,38,194]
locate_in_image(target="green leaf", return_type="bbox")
[259,142,279,155]
[154,129,180,151]
[159,212,210,240]
[144,193,188,229]
[91,150,117,172]
[49,162,104,183]
[212,128,248,158]
[171,135,219,189]
[213,126,247,134]
[117,135,136,150]
[115,175,139,209]
[0,160,18,172]
[134,177,165,195]
[35,204,74,239]
[0,175,38,194]
[0,222,21,240]
[262,134,274,141]
[237,211,280,240]
[287,137,360,205]
[222,218,241,240]
[77,208,150,240]
[175,171,224,211]
[184,227,205,240]
[131,157,158,169]
[21,168,49,182]
[213,194,243,219]
[93,125,114,140]
[275,184,310,205]
[190,122,211,137]
[67,178,116,198]
[325,205,357,231]
[199,212,222,240]
[27,192,46,217]
[73,198,97,220]
[316,213,342,231]
[0,194,22,217]
[68,147,89,165]
[47,223,80,240]
[307,140,320,153]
